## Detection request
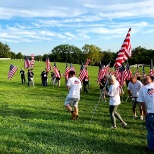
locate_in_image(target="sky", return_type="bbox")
[0,0,154,56]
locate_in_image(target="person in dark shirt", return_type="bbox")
[20,68,26,84]
[41,70,48,86]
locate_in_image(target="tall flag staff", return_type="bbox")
[149,59,154,76]
[142,65,146,78]
[8,64,18,80]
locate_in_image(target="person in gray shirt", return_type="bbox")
[128,76,143,120]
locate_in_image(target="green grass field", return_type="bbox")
[0,60,152,154]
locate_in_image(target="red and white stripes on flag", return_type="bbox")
[97,62,110,83]
[8,64,18,80]
[79,64,88,82]
[114,28,132,67]
[46,57,51,72]
[53,62,60,78]
[126,62,132,80]
[31,54,35,67]
[24,57,32,68]
[85,58,90,67]
[64,63,69,80]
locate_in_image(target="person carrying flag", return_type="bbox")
[64,70,82,120]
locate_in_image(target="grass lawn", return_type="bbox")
[0,60,151,154]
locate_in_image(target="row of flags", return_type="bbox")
[8,57,91,82]
[7,28,154,84]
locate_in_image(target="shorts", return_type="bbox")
[132,100,142,109]
[64,97,80,108]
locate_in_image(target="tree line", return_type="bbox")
[0,42,154,66]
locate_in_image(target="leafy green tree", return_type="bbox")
[10,51,16,59]
[82,44,103,65]
[51,44,82,64]
[0,42,11,58]
[16,52,23,59]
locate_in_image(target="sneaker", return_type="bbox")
[133,115,138,119]
[122,122,127,127]
[110,126,117,129]
[140,115,143,120]
[71,111,77,120]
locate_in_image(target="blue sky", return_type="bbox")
[0,0,154,55]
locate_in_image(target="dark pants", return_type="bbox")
[109,105,124,127]
[146,113,154,151]
[43,80,47,87]
[83,81,88,93]
[21,75,25,84]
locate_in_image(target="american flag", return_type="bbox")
[70,63,76,72]
[85,58,90,67]
[114,28,132,67]
[147,88,154,95]
[46,57,51,72]
[79,63,88,82]
[126,62,132,80]
[97,62,110,83]
[53,61,60,78]
[31,54,35,67]
[119,63,128,86]
[149,59,154,76]
[64,63,69,80]
[8,64,18,80]
[24,57,32,68]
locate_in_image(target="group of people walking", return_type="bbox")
[64,70,154,152]
[19,67,154,152]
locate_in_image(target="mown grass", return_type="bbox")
[0,60,152,154]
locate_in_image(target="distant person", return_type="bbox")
[127,76,143,120]
[137,76,154,152]
[51,72,55,85]
[106,75,127,129]
[20,68,26,84]
[41,70,48,86]
[99,75,107,102]
[28,69,34,86]
[64,70,82,120]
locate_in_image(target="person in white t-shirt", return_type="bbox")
[127,76,143,119]
[137,76,154,152]
[106,75,127,129]
[64,70,82,119]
